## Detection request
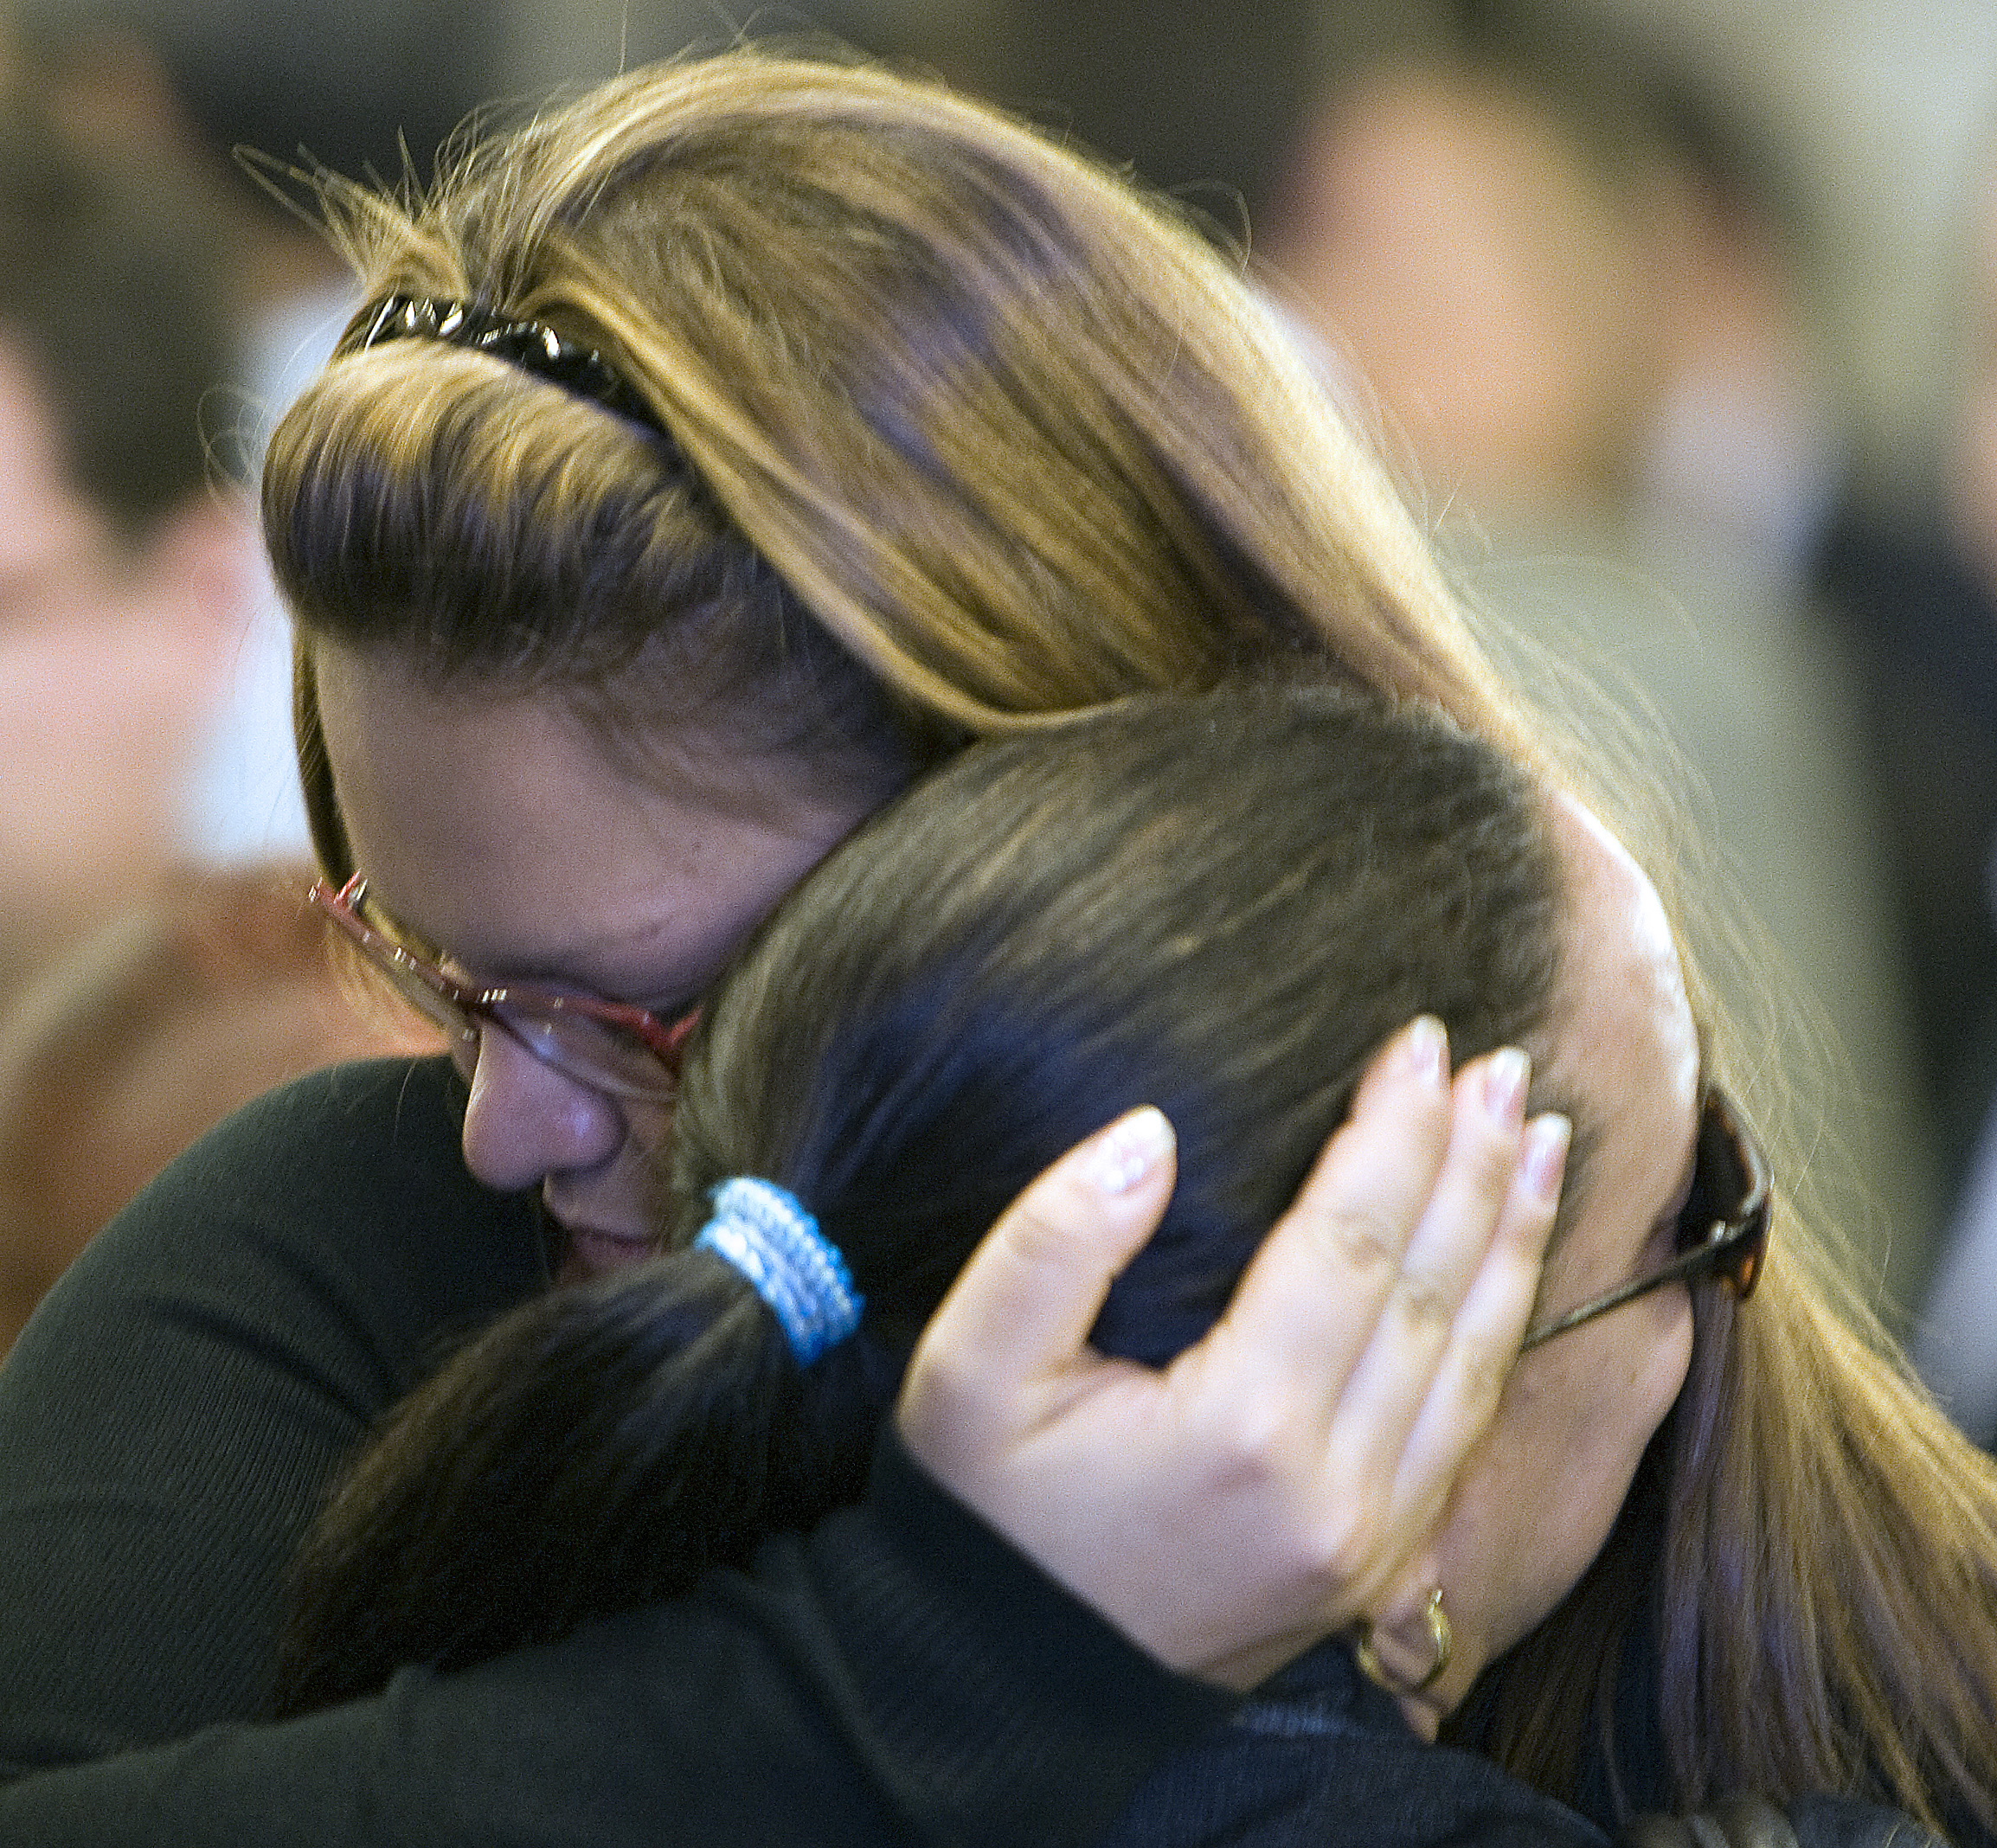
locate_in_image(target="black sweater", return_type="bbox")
[0,1057,1229,1844]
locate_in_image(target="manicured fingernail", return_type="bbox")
[1405,1015,1448,1086]
[1088,1107,1174,1194]
[1521,1113,1571,1201]
[1483,1048,1530,1122]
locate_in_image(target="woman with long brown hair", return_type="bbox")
[0,48,1564,1838]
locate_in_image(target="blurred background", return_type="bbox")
[7,0,1997,1434]
[10,0,1987,512]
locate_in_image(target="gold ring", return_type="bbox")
[1353,1587,1451,1695]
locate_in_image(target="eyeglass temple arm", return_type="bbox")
[1518,1231,1738,1352]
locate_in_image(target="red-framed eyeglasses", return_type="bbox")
[308,874,694,1102]
[1519,1085,1772,1351]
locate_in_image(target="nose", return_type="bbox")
[458,1025,627,1193]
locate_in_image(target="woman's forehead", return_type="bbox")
[311,641,873,994]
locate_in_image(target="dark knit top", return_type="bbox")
[0,1057,1228,1843]
[0,1059,1962,1847]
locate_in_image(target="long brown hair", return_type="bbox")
[1462,1015,1997,1838]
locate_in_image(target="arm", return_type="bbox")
[0,1056,1214,1846]
[0,1434,1228,1848]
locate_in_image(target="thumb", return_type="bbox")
[898,1107,1177,1456]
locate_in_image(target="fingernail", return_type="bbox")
[1087,1106,1174,1194]
[1521,1113,1570,1200]
[1483,1048,1530,1122]
[1404,1015,1448,1087]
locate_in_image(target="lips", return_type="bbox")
[558,1223,657,1280]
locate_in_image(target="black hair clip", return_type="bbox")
[337,293,674,443]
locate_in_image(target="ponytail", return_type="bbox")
[274,1227,896,1716]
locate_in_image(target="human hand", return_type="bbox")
[893,1016,1569,1691]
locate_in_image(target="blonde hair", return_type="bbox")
[259,42,1997,1838]
[262,45,1528,875]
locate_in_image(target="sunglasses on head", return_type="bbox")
[1519,1085,1771,1351]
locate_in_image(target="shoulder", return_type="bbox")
[0,1057,547,1761]
[78,1055,549,1383]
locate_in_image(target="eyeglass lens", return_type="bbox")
[481,1002,683,1098]
[320,881,680,1100]
[1676,1094,1768,1295]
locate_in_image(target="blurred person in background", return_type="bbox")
[1259,0,1944,1321]
[0,865,437,1358]
[12,3,511,866]
[9,5,507,873]
[0,54,251,1008]
[1901,132,1997,1448]
[0,33,437,1354]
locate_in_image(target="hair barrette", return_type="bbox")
[337,292,674,443]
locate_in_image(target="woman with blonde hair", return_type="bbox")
[5,44,1981,1846]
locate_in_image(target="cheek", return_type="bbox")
[626,1095,677,1167]
[1640,1294,1697,1427]
[1441,1301,1692,1660]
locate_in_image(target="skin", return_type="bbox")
[1270,69,1683,512]
[0,333,255,1004]
[312,638,1575,1686]
[1359,795,1701,1736]
[0,336,100,593]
